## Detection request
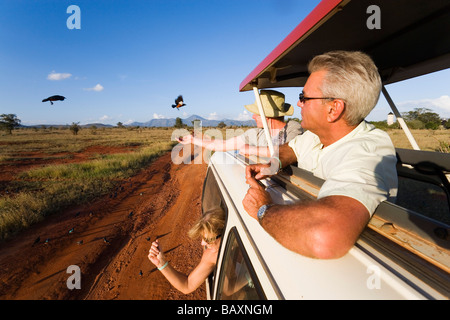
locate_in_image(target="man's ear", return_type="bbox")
[326,99,345,123]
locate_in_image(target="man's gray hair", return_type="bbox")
[308,51,382,126]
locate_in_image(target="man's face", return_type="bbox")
[297,70,328,132]
[252,113,263,128]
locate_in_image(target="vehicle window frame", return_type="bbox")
[216,227,266,300]
[201,168,228,297]
[201,167,228,217]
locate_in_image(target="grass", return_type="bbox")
[0,127,175,240]
[0,127,169,156]
[0,126,449,241]
[385,128,450,152]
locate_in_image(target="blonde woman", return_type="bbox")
[148,209,225,294]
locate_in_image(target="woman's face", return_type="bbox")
[201,232,222,250]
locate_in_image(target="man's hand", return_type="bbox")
[243,175,272,219]
[245,160,279,181]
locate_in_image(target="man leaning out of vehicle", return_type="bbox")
[243,50,398,259]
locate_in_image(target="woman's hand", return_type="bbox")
[148,240,166,269]
[177,134,194,145]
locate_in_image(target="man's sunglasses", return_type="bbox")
[299,92,337,104]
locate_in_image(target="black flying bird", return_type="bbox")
[42,95,66,105]
[172,95,186,110]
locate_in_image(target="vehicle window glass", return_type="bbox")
[202,168,226,215]
[217,229,264,300]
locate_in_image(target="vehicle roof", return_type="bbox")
[239,0,450,91]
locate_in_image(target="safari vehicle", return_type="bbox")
[202,0,450,299]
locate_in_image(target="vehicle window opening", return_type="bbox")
[201,168,228,296]
[216,228,266,300]
[396,176,450,225]
[395,151,450,225]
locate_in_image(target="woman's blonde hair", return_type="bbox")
[188,208,225,239]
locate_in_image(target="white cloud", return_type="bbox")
[47,71,72,81]
[430,95,450,112]
[207,112,219,120]
[153,113,166,119]
[84,83,104,92]
[398,95,450,117]
[100,115,111,121]
[235,110,252,121]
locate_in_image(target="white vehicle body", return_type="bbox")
[202,0,450,300]
[204,152,448,299]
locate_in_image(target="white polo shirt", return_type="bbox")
[288,121,398,216]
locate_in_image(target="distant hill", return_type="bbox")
[129,114,255,127]
[19,115,255,129]
[21,123,113,129]
[81,123,114,128]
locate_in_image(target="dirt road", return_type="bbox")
[0,150,208,300]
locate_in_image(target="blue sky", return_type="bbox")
[1,0,449,126]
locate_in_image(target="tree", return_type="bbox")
[443,119,450,129]
[402,108,441,130]
[217,121,226,129]
[290,117,302,124]
[174,117,184,128]
[70,122,80,135]
[0,114,21,134]
[116,122,124,128]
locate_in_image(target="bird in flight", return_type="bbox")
[172,95,186,110]
[42,95,66,105]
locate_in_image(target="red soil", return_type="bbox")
[0,146,208,300]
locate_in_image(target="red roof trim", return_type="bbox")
[239,0,345,91]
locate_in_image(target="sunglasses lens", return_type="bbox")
[203,234,221,244]
[299,93,305,103]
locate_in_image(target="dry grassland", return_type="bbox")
[0,127,175,240]
[0,126,448,240]
[386,129,449,152]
